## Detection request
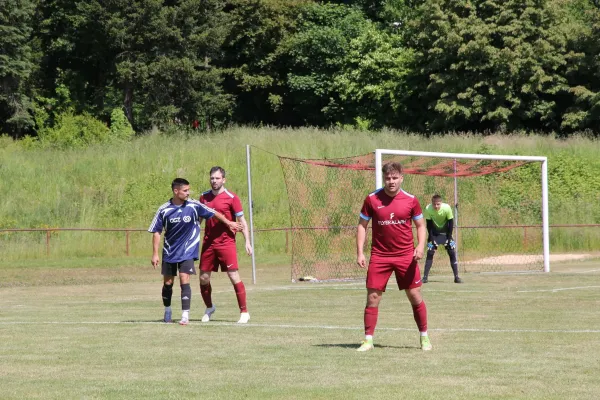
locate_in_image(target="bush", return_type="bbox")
[34,109,135,149]
[0,134,14,149]
[19,135,39,149]
[38,113,111,149]
[110,109,135,140]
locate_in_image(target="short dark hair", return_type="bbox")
[382,162,403,175]
[432,194,442,202]
[171,178,189,190]
[210,166,226,178]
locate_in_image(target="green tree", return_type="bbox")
[35,0,232,131]
[219,0,310,125]
[334,25,415,128]
[559,0,600,131]
[325,0,423,23]
[274,3,372,126]
[34,0,105,117]
[104,0,232,129]
[407,0,569,132]
[0,0,36,136]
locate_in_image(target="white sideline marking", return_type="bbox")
[424,290,497,293]
[251,285,600,294]
[0,321,599,333]
[254,286,363,291]
[568,269,600,274]
[517,285,600,293]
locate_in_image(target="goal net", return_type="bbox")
[279,150,549,282]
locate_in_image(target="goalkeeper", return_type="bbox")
[422,194,463,284]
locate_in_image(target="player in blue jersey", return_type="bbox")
[149,178,241,325]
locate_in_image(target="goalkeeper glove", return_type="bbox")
[445,239,456,250]
[427,241,438,251]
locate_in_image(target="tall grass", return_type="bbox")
[1,127,599,261]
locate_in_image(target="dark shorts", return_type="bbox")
[366,254,422,291]
[199,245,239,273]
[161,259,196,277]
[430,233,453,252]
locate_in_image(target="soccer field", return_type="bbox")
[1,258,599,399]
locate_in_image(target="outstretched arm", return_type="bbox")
[151,232,161,269]
[446,218,454,239]
[356,218,369,268]
[426,219,435,242]
[213,211,242,233]
[237,215,253,255]
[444,218,456,249]
[414,218,426,261]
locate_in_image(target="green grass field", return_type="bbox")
[1,258,599,399]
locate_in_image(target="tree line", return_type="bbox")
[2,0,600,139]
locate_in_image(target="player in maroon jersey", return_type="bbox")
[198,166,253,324]
[356,162,431,351]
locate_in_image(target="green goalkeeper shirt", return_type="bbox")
[425,203,454,230]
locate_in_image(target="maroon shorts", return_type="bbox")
[199,244,239,272]
[366,254,422,291]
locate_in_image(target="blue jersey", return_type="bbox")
[148,199,215,263]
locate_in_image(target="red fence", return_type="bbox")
[1,224,599,256]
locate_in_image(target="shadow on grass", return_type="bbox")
[313,343,418,350]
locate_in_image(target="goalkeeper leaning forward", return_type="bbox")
[422,194,463,284]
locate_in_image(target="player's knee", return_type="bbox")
[163,277,174,285]
[426,250,436,257]
[199,274,210,286]
[366,290,382,307]
[406,287,422,305]
[227,271,241,284]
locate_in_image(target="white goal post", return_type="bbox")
[375,149,550,273]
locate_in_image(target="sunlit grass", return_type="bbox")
[0,259,599,399]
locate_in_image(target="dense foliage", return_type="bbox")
[2,0,600,137]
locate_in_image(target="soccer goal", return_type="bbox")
[376,149,549,276]
[276,149,549,282]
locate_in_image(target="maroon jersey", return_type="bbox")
[360,188,423,257]
[199,189,244,247]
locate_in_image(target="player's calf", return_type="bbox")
[162,283,173,307]
[181,283,191,311]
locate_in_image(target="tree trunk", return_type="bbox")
[124,85,133,126]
